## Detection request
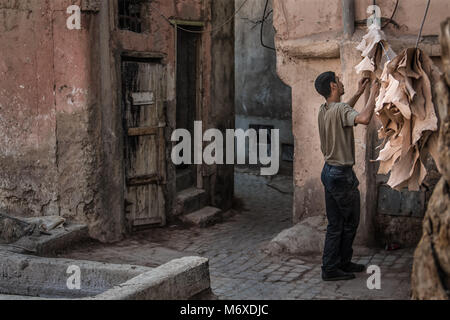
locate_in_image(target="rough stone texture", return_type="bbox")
[374,215,424,248]
[412,20,450,300]
[0,0,117,242]
[181,206,223,228]
[0,214,30,244]
[265,216,326,256]
[175,188,207,217]
[10,223,88,255]
[0,213,88,254]
[412,180,450,299]
[0,251,210,300]
[0,0,235,242]
[0,250,152,298]
[93,257,210,300]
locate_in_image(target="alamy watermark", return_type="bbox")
[66,5,81,30]
[366,265,381,290]
[66,265,81,290]
[171,121,280,176]
[366,5,382,28]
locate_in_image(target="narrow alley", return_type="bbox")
[1,0,449,305]
[55,171,412,300]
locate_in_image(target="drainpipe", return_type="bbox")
[342,0,355,39]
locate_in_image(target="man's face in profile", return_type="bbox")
[334,75,345,97]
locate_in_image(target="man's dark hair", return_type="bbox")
[315,71,336,99]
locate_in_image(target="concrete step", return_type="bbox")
[175,187,207,216]
[181,207,223,228]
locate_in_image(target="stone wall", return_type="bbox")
[0,0,235,242]
[272,0,449,245]
[412,18,450,300]
[0,0,104,237]
[234,0,293,169]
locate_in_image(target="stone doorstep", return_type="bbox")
[175,187,207,216]
[181,207,223,228]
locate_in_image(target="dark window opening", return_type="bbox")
[118,0,145,33]
[176,25,202,192]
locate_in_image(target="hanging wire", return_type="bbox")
[382,0,400,29]
[148,0,250,34]
[415,0,432,49]
[261,0,276,51]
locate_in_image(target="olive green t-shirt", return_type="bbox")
[318,102,359,167]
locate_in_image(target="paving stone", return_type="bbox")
[58,172,414,300]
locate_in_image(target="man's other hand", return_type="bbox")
[369,80,381,98]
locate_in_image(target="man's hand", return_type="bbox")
[346,77,370,108]
[356,78,370,95]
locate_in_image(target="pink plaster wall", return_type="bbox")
[0,0,105,232]
[273,0,449,40]
[0,0,233,241]
[273,0,449,245]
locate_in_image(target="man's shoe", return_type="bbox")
[341,262,366,273]
[322,269,356,281]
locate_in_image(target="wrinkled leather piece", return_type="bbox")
[355,24,396,75]
[376,48,441,190]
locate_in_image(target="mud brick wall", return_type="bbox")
[0,0,235,242]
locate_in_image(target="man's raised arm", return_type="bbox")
[346,78,370,108]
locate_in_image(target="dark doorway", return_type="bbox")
[176,26,201,192]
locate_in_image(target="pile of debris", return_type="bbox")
[0,213,66,243]
[0,213,87,254]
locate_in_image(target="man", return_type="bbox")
[314,71,380,281]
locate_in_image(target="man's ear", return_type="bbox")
[330,82,337,92]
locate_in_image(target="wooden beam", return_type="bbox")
[127,174,159,186]
[128,127,159,137]
[121,51,166,61]
[169,19,205,27]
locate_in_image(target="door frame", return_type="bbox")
[173,20,205,189]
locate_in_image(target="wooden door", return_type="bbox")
[122,59,167,229]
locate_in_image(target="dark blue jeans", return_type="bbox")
[321,163,361,273]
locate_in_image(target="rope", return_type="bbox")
[148,0,250,34]
[415,0,432,49]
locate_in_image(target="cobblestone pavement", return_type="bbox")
[59,171,413,300]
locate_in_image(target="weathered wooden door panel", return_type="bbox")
[122,60,166,228]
